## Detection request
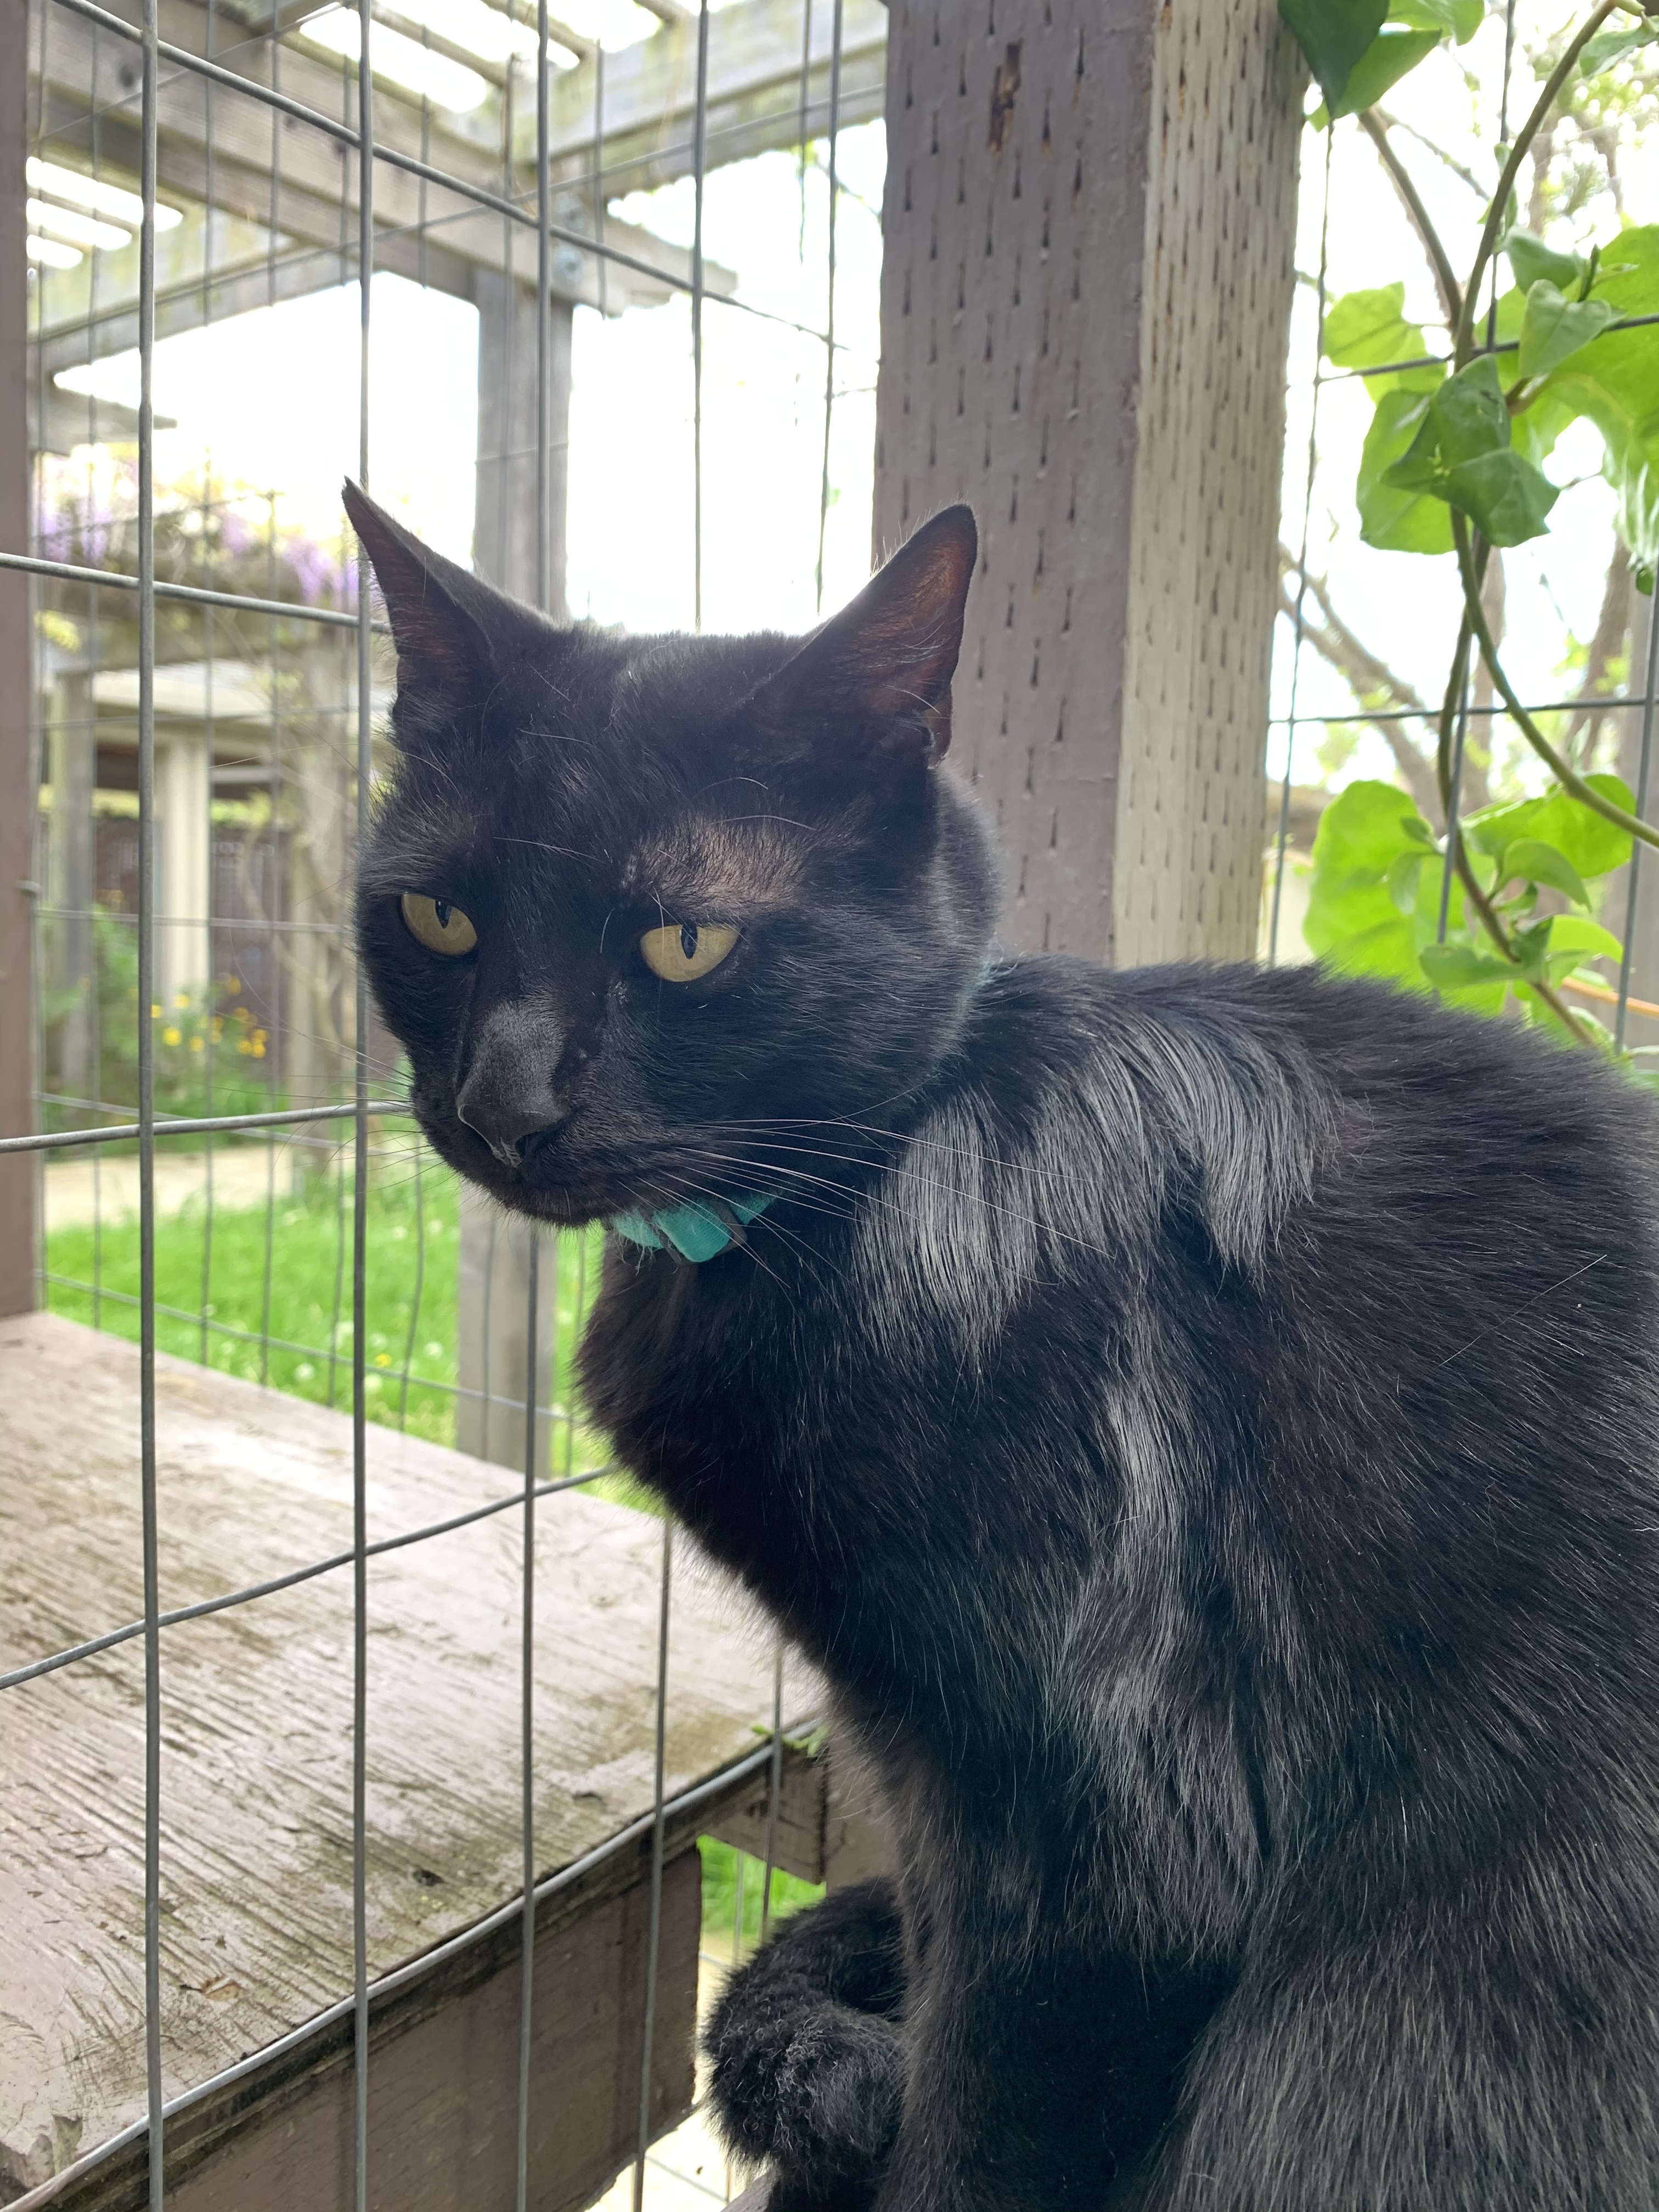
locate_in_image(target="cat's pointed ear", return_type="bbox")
[342,480,503,706]
[751,505,978,764]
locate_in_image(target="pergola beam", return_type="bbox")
[30,1,735,374]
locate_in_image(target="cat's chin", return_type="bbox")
[408,1109,613,1226]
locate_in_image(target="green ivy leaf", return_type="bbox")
[1419,942,1519,989]
[1434,354,1510,464]
[1502,229,1585,292]
[1466,775,1635,878]
[1389,0,1480,39]
[1581,21,1659,77]
[1386,849,1427,912]
[1520,227,1659,574]
[1329,26,1443,117]
[1385,355,1506,489]
[1444,447,1560,545]
[1383,359,1558,545]
[1322,283,1442,397]
[1496,836,1591,907]
[1278,0,1389,109]
[1310,780,1435,877]
[1359,388,1455,552]
[1543,915,1625,973]
[1305,783,1438,972]
[1516,280,1615,379]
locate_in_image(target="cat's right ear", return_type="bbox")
[342,480,499,708]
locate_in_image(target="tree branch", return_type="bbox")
[1561,541,1632,768]
[1279,548,1444,824]
[1360,110,1463,332]
[1371,107,1487,199]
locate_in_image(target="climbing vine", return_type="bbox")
[1279,0,1659,1049]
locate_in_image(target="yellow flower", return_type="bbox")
[162,1026,182,1047]
[235,1039,253,1056]
[374,1352,392,1368]
[173,991,189,1009]
[189,1035,204,1052]
[150,1003,161,1018]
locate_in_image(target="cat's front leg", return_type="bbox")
[867,1936,1227,2212]
[704,1878,908,2210]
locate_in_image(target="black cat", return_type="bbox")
[346,479,1659,2211]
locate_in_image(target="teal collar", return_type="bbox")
[610,1192,773,1263]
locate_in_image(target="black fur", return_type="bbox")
[347,482,1659,2210]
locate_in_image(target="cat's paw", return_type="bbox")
[704,1881,908,2194]
[705,1987,905,2190]
[719,1878,907,2016]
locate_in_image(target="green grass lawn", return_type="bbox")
[698,1838,823,1953]
[44,1137,596,1452]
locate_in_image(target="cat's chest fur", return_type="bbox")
[573,966,1313,1822]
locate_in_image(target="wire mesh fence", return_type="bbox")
[1266,0,1659,1058]
[3,1,867,2202]
[17,0,1658,2200]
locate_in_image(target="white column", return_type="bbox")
[155,725,211,1010]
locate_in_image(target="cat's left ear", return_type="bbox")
[749,505,978,765]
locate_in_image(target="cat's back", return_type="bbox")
[954,952,1659,1297]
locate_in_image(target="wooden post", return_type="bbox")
[0,0,37,1314]
[473,273,573,619]
[456,280,574,1468]
[874,0,1302,967]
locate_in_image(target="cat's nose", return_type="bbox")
[455,1092,561,1169]
[456,1003,571,1167]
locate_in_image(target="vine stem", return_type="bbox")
[1451,821,1598,1045]
[1451,510,1659,851]
[1453,0,1624,371]
[1430,587,1593,1043]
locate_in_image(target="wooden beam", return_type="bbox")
[28,19,724,368]
[0,0,36,1314]
[874,1,1302,967]
[702,1735,896,1891]
[532,0,888,194]
[26,0,873,381]
[15,1850,701,2212]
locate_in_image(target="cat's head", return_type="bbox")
[347,482,997,1229]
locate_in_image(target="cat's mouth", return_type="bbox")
[414,1091,727,1231]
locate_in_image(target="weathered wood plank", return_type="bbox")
[12,1852,701,2212]
[0,1311,819,2196]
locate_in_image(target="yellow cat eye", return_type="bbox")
[639,921,739,983]
[400,892,478,957]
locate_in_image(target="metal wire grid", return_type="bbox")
[4,0,853,2201]
[1266,0,1659,1037]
